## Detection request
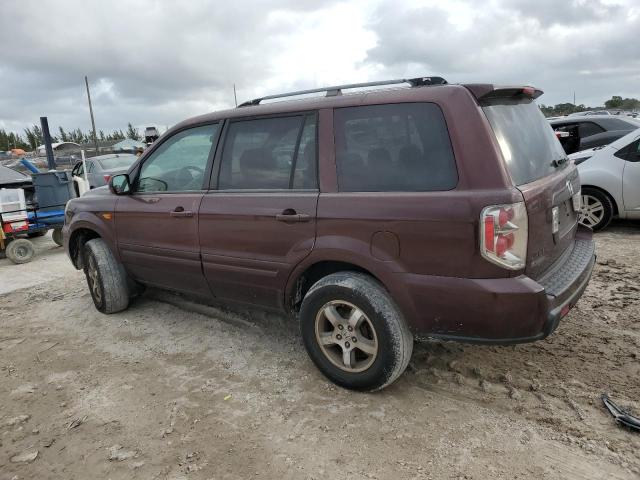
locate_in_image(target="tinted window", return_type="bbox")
[87,161,95,173]
[579,122,604,137]
[615,138,640,162]
[483,99,567,185]
[218,114,316,190]
[137,124,218,192]
[292,116,317,189]
[602,117,640,130]
[334,103,457,192]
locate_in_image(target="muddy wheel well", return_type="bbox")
[582,185,618,216]
[289,261,380,313]
[69,228,101,269]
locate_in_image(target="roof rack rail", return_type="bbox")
[237,76,448,107]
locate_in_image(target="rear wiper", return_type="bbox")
[551,157,569,168]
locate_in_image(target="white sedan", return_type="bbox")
[570,128,640,230]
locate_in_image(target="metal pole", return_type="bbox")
[40,116,56,170]
[233,84,238,107]
[85,76,99,156]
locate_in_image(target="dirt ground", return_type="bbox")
[1,223,639,480]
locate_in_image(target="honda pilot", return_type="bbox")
[63,77,595,391]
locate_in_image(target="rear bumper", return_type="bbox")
[397,226,595,344]
[537,226,595,338]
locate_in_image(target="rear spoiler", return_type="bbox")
[464,84,543,101]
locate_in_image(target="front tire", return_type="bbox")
[52,228,64,246]
[580,187,613,231]
[299,272,413,392]
[83,238,130,314]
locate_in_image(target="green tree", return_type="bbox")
[126,123,139,140]
[58,126,69,142]
[604,96,623,109]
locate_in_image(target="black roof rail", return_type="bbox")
[237,76,448,107]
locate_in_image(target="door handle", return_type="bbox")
[275,210,311,223]
[170,207,194,218]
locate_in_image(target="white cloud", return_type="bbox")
[1,0,638,136]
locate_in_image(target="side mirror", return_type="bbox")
[109,174,131,195]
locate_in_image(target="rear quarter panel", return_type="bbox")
[578,148,625,215]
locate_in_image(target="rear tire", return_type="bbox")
[52,228,64,246]
[299,272,413,392]
[83,238,130,314]
[6,238,36,264]
[580,187,613,231]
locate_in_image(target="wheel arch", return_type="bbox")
[285,257,393,314]
[68,227,102,269]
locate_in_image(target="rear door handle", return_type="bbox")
[170,207,194,218]
[275,210,311,223]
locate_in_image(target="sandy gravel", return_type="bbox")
[0,222,639,479]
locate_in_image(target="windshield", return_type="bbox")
[98,155,136,170]
[482,99,567,185]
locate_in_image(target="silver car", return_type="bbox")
[72,154,136,195]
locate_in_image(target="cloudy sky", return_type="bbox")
[1,0,639,135]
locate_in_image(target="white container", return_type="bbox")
[0,188,28,229]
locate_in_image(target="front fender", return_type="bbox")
[64,210,119,267]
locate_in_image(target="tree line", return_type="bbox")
[0,122,142,152]
[540,95,640,117]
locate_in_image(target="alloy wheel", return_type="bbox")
[579,194,605,228]
[314,300,378,373]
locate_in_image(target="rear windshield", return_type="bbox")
[482,99,567,185]
[98,155,136,170]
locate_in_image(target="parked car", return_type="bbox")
[71,154,136,196]
[568,110,611,116]
[569,128,640,230]
[63,78,595,391]
[549,115,640,155]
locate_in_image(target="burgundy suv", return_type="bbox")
[63,77,595,391]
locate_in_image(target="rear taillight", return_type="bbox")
[480,202,528,270]
[103,175,111,184]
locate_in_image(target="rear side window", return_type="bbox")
[614,138,640,162]
[482,99,567,185]
[218,114,317,190]
[334,103,457,192]
[579,122,605,137]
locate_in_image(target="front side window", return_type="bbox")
[136,124,218,192]
[334,103,457,192]
[218,114,317,190]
